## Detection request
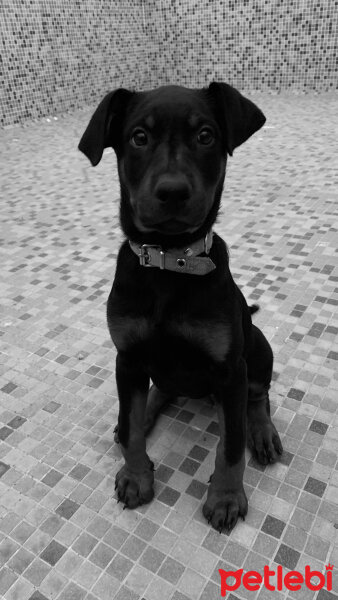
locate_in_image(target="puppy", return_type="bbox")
[79,82,283,532]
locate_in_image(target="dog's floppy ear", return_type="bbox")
[78,88,134,166]
[208,82,266,156]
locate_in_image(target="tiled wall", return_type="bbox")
[1,0,149,126]
[145,0,338,93]
[1,0,337,126]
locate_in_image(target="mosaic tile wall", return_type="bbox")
[1,0,149,127]
[1,1,338,123]
[143,0,338,93]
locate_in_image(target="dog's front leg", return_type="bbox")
[115,352,154,508]
[203,358,248,532]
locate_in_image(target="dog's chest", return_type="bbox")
[167,317,231,362]
[110,312,231,363]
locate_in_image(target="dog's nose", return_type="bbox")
[155,177,190,204]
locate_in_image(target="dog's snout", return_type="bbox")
[155,177,191,204]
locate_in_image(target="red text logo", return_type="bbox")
[219,564,333,597]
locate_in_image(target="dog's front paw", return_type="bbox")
[203,486,248,533]
[247,419,283,465]
[115,463,154,509]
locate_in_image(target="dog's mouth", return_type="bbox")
[154,219,192,234]
[136,217,197,235]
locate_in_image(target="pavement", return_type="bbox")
[0,92,337,600]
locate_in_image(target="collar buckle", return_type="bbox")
[139,244,165,269]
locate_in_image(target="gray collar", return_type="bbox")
[129,230,216,276]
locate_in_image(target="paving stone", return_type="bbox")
[0,94,337,600]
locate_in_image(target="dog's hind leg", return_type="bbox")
[144,385,172,435]
[246,325,283,464]
[114,384,172,442]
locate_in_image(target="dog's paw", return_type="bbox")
[115,463,154,509]
[203,487,248,533]
[247,419,283,465]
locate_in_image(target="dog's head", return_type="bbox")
[79,83,265,247]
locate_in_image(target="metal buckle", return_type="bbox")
[139,245,165,269]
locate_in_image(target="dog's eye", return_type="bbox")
[197,128,214,145]
[131,129,148,147]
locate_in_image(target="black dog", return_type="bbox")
[79,82,283,532]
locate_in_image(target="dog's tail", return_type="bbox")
[250,304,260,316]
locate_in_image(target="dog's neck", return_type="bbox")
[129,229,216,275]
